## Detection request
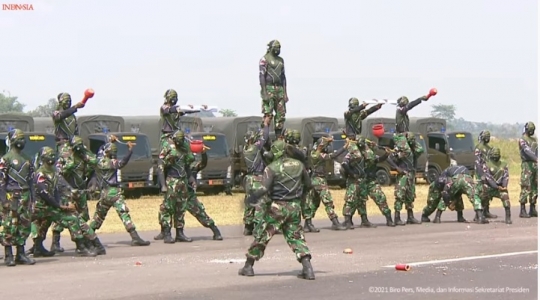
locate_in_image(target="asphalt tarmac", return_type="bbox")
[2,206,538,300]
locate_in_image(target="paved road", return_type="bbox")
[2,207,538,300]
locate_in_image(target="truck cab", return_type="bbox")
[0,132,57,159]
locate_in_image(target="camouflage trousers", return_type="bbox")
[394,172,416,211]
[175,187,215,229]
[519,161,538,205]
[55,142,71,174]
[30,202,96,241]
[158,177,189,229]
[443,175,483,211]
[243,174,267,226]
[0,190,32,246]
[89,187,136,232]
[246,200,311,262]
[422,182,443,216]
[261,85,286,130]
[303,176,338,220]
[342,177,391,216]
[52,190,89,234]
[476,183,510,208]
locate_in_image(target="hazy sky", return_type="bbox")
[1,0,537,123]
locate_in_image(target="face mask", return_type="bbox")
[13,140,25,150]
[491,155,500,162]
[74,145,83,152]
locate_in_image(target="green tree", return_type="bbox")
[0,92,25,113]
[430,104,456,120]
[26,98,56,117]
[219,108,238,117]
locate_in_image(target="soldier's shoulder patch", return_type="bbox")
[37,173,47,183]
[12,159,18,165]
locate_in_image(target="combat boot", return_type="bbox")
[50,231,64,253]
[297,256,315,280]
[304,219,320,232]
[163,228,175,244]
[75,239,97,257]
[91,237,107,255]
[484,205,498,219]
[4,246,15,267]
[406,209,421,224]
[342,215,354,230]
[475,210,489,224]
[519,204,530,218]
[457,210,468,223]
[238,257,255,277]
[331,217,347,230]
[15,245,36,265]
[154,226,165,240]
[385,212,395,227]
[504,207,513,224]
[421,212,431,223]
[433,210,443,223]
[210,225,223,240]
[33,238,55,257]
[394,211,405,226]
[359,214,377,228]
[25,244,35,256]
[175,228,192,242]
[129,230,151,246]
[529,204,538,217]
[243,224,253,236]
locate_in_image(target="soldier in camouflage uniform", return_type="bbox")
[344,98,383,136]
[239,140,314,280]
[89,142,150,246]
[259,40,289,137]
[475,147,512,224]
[46,136,98,253]
[303,135,346,232]
[155,130,194,243]
[518,122,538,218]
[0,129,36,266]
[390,132,424,225]
[242,116,271,236]
[30,146,104,257]
[52,93,85,169]
[394,94,431,143]
[474,130,497,218]
[421,165,483,223]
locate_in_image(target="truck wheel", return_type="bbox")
[427,167,440,184]
[376,169,391,186]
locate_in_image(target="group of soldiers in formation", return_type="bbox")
[0,41,536,281]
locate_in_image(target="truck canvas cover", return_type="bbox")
[0,113,34,132]
[409,117,446,134]
[284,117,339,148]
[200,116,261,153]
[78,115,125,138]
[33,117,55,134]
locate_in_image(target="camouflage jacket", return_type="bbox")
[519,135,538,162]
[96,151,132,188]
[158,140,192,179]
[0,149,33,193]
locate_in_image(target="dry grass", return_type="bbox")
[67,139,527,234]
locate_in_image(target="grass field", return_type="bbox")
[78,139,529,234]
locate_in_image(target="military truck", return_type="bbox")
[200,116,262,188]
[409,117,475,183]
[33,117,55,135]
[0,114,56,158]
[77,115,156,196]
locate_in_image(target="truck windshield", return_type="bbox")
[447,132,474,153]
[192,134,229,158]
[0,134,56,158]
[90,135,152,160]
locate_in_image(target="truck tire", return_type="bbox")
[427,167,440,184]
[376,169,391,186]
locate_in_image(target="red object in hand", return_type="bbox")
[427,88,437,98]
[395,264,410,271]
[372,124,385,138]
[190,140,204,153]
[82,88,95,104]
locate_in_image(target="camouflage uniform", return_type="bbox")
[421,165,484,223]
[390,132,424,225]
[239,140,315,280]
[242,123,271,236]
[259,40,288,137]
[518,122,538,218]
[344,98,383,136]
[155,130,193,244]
[475,148,512,224]
[30,147,103,258]
[52,93,83,173]
[0,129,36,266]
[394,95,429,142]
[474,130,497,218]
[303,136,347,232]
[89,143,150,246]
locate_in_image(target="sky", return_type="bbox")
[0,0,537,124]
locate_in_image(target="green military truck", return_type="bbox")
[33,117,55,135]
[200,116,262,188]
[409,117,475,183]
[0,114,56,159]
